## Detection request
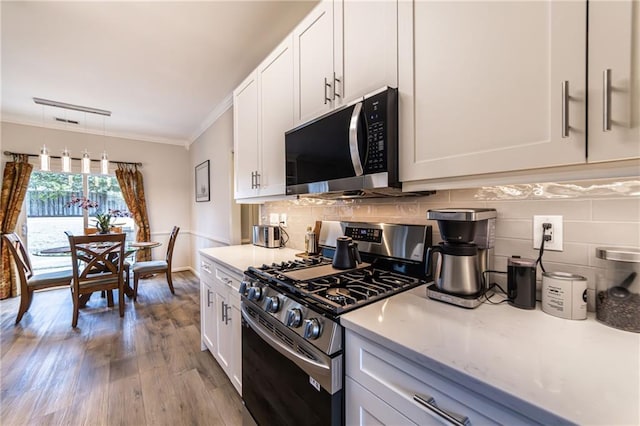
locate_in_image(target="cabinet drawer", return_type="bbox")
[346,331,535,425]
[200,258,215,284]
[346,376,416,426]
[214,263,242,293]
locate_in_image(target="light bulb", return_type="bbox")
[39,145,50,171]
[81,150,91,174]
[100,151,109,175]
[61,148,71,173]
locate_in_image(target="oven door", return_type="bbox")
[241,301,343,426]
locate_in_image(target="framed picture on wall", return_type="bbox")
[195,160,210,202]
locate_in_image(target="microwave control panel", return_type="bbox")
[364,91,388,173]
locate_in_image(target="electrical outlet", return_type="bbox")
[269,213,279,225]
[280,213,288,227]
[533,215,563,251]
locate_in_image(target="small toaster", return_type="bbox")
[252,225,281,248]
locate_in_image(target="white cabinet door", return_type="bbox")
[337,0,397,105]
[258,36,294,197]
[399,1,586,181]
[293,0,335,124]
[200,278,216,354]
[214,286,232,375]
[233,71,259,199]
[230,295,242,395]
[588,0,640,163]
[346,377,417,426]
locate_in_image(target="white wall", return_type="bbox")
[1,121,192,269]
[188,107,241,272]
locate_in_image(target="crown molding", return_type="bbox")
[188,93,233,146]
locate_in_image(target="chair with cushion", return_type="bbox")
[132,226,180,301]
[2,233,73,324]
[67,233,126,327]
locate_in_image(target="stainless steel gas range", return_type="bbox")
[240,221,432,426]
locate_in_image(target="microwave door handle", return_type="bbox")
[348,102,364,176]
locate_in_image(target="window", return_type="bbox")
[26,171,133,272]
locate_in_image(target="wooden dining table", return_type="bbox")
[37,241,161,306]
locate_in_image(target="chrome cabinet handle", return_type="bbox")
[333,72,341,99]
[324,77,332,104]
[255,172,260,188]
[207,289,212,307]
[221,301,227,322]
[250,171,255,189]
[348,102,364,176]
[413,394,470,426]
[603,69,611,131]
[561,80,570,138]
[224,304,231,325]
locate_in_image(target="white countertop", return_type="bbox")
[199,244,301,273]
[341,285,640,425]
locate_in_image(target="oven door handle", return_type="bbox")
[241,305,331,375]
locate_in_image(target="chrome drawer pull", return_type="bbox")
[413,394,470,426]
[207,289,212,307]
[603,69,611,131]
[561,80,570,138]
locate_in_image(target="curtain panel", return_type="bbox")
[115,164,151,262]
[0,156,33,299]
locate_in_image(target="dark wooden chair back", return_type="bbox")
[67,233,126,327]
[2,233,34,285]
[165,226,180,266]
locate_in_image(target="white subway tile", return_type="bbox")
[565,222,640,246]
[592,198,640,222]
[485,200,591,220]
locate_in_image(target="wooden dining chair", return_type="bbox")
[2,233,73,324]
[67,233,126,327]
[132,226,180,301]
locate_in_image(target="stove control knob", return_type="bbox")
[265,296,281,313]
[247,286,263,302]
[303,318,321,340]
[285,308,303,328]
[239,280,250,296]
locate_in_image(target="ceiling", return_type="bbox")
[1,0,319,146]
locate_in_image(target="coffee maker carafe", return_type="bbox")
[426,208,497,304]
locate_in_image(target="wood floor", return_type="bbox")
[0,271,243,426]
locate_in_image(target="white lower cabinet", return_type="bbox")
[345,330,536,425]
[200,255,242,396]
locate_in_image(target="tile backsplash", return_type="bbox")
[262,178,640,311]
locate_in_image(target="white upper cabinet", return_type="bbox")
[233,36,294,201]
[399,1,587,182]
[338,0,398,105]
[233,71,259,199]
[293,0,335,124]
[257,36,293,197]
[588,0,640,163]
[293,0,398,125]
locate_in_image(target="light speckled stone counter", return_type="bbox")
[199,244,300,274]
[341,285,640,425]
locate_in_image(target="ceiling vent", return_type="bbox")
[54,117,79,125]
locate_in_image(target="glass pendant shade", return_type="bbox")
[61,148,71,173]
[39,145,50,171]
[81,150,91,174]
[100,151,109,175]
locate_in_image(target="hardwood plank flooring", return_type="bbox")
[0,271,242,426]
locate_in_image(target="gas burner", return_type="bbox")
[325,287,355,305]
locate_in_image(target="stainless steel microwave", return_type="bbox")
[285,87,399,197]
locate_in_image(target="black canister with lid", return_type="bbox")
[507,256,537,309]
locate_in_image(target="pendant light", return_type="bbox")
[81,150,91,174]
[40,145,50,171]
[100,115,109,174]
[101,151,109,175]
[61,147,71,173]
[38,106,50,171]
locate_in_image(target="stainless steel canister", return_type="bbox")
[541,272,587,320]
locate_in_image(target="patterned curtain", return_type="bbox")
[0,155,33,299]
[115,164,151,262]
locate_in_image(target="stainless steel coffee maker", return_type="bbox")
[426,208,497,308]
